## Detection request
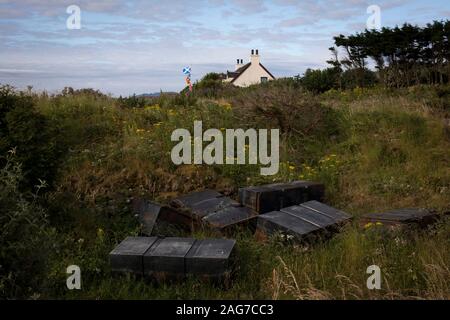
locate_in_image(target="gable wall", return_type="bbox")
[233,63,274,87]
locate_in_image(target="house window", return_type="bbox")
[260,77,268,83]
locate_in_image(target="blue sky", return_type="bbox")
[1,0,449,96]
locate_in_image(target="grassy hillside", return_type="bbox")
[1,83,449,299]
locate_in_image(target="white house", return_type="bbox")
[223,49,275,87]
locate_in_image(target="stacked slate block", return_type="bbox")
[110,236,236,280]
[170,189,258,232]
[111,181,351,280]
[239,181,325,214]
[110,180,446,282]
[239,181,351,242]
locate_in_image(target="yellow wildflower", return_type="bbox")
[222,103,232,110]
[97,228,104,238]
[364,222,374,229]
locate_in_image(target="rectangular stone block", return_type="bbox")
[111,236,237,281]
[109,236,158,275]
[132,199,160,235]
[170,189,223,209]
[258,210,320,239]
[132,198,192,235]
[280,206,337,228]
[239,181,325,214]
[143,237,195,275]
[239,185,282,214]
[291,181,325,203]
[186,196,240,219]
[185,239,236,278]
[257,201,351,242]
[297,200,351,224]
[361,208,441,227]
[202,206,258,231]
[170,190,255,231]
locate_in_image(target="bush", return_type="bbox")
[184,72,237,98]
[230,85,344,138]
[341,68,378,89]
[117,94,147,108]
[0,152,52,298]
[300,68,338,93]
[300,68,378,93]
[0,85,64,189]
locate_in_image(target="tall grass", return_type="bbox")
[1,84,449,299]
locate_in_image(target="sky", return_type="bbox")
[1,0,449,96]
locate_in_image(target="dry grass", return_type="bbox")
[3,85,448,299]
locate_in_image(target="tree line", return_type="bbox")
[301,20,450,92]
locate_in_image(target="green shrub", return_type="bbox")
[0,85,64,189]
[184,72,238,98]
[0,152,52,298]
[301,68,338,93]
[117,94,147,109]
[341,68,378,89]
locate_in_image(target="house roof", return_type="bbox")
[227,62,275,84]
[227,63,250,82]
[259,63,275,80]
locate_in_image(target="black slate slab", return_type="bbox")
[202,206,258,231]
[257,201,351,242]
[239,181,325,214]
[361,208,440,227]
[185,239,236,278]
[143,237,195,276]
[239,185,282,214]
[170,190,257,231]
[170,189,223,209]
[187,196,240,219]
[110,236,237,280]
[132,198,192,235]
[133,199,159,235]
[258,210,320,239]
[297,201,351,223]
[280,206,336,228]
[109,236,158,275]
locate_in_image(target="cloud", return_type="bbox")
[0,0,448,95]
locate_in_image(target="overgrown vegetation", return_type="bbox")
[0,85,65,189]
[0,152,53,298]
[0,80,449,299]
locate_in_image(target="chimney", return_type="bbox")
[250,49,260,65]
[235,58,243,71]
